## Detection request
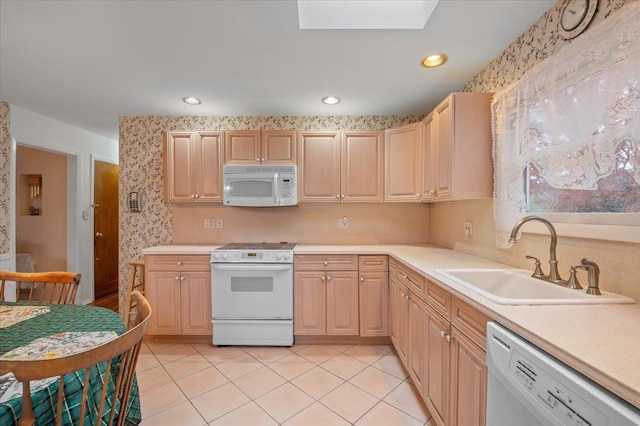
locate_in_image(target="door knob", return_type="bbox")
[95,232,104,238]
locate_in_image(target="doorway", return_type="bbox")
[93,160,119,299]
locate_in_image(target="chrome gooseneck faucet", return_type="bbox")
[509,215,566,285]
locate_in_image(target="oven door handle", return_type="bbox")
[211,264,292,271]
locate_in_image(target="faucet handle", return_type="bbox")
[580,258,601,295]
[525,255,545,278]
[566,266,583,289]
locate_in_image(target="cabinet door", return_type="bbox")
[225,130,261,164]
[409,295,425,392]
[449,327,487,426]
[195,131,223,202]
[294,271,326,335]
[262,130,296,164]
[164,131,196,203]
[147,271,182,334]
[384,122,423,202]
[434,96,453,200]
[181,271,212,335]
[327,271,359,335]
[359,271,389,336]
[389,275,400,347]
[424,306,450,426]
[341,131,384,202]
[397,284,411,365]
[422,113,437,201]
[298,132,341,202]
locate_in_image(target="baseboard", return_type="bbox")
[294,335,391,345]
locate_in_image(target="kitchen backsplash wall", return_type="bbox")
[438,0,640,300]
[0,101,9,255]
[119,114,426,310]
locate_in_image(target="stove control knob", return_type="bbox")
[213,252,220,260]
[284,252,291,260]
[276,252,283,260]
[222,252,228,260]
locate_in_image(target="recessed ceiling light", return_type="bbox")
[182,97,201,105]
[322,96,341,105]
[421,53,448,68]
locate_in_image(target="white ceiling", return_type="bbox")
[0,0,556,141]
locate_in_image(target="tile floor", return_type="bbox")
[137,341,433,425]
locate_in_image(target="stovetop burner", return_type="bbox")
[218,242,297,251]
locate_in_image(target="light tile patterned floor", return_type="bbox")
[138,341,433,425]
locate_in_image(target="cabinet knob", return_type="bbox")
[335,195,340,200]
[195,194,200,199]
[177,261,182,266]
[321,275,325,281]
[180,275,185,281]
[429,189,435,196]
[341,194,345,199]
[261,157,265,162]
[360,276,364,282]
[323,261,328,266]
[327,276,331,281]
[256,158,260,162]
[175,276,180,280]
[416,193,419,197]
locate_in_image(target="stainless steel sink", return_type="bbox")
[434,268,635,305]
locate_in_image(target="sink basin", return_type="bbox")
[434,268,635,305]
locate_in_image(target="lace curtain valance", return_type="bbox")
[492,1,640,248]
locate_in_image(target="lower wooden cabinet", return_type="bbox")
[449,327,487,426]
[359,256,389,337]
[145,255,212,335]
[423,304,451,425]
[293,269,359,336]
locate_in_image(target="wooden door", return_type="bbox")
[397,284,411,365]
[298,132,340,202]
[181,271,212,334]
[262,130,296,164]
[225,130,261,164]
[195,131,223,202]
[409,295,425,392]
[424,305,451,426]
[326,270,359,335]
[293,271,326,335]
[422,113,437,201]
[359,271,388,336]
[341,131,384,202]
[449,327,487,426]
[435,96,454,199]
[384,122,423,202]
[164,131,195,202]
[94,160,119,299]
[147,271,182,334]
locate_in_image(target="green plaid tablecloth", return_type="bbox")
[0,302,142,425]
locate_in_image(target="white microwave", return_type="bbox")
[223,165,297,207]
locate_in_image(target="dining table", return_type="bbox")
[0,301,142,425]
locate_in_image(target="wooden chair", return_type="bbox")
[0,270,81,304]
[123,259,145,329]
[0,291,151,426]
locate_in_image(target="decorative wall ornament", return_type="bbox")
[491,1,640,248]
[0,102,10,254]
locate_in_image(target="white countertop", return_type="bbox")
[143,243,640,408]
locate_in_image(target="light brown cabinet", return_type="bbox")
[225,130,296,165]
[298,131,384,202]
[145,255,212,335]
[294,255,359,336]
[385,122,423,202]
[358,256,389,337]
[389,257,491,426]
[422,92,494,202]
[163,131,223,203]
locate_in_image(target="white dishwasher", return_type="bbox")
[486,322,640,426]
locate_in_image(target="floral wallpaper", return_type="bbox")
[0,102,10,254]
[117,114,422,312]
[462,0,628,93]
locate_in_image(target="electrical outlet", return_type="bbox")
[216,218,224,229]
[338,217,348,229]
[464,221,473,240]
[204,218,215,229]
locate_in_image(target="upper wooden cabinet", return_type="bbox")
[422,92,493,202]
[298,131,383,202]
[385,122,423,202]
[225,130,296,165]
[164,130,223,203]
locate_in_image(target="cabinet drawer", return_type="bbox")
[359,255,388,271]
[424,278,451,319]
[389,257,399,274]
[397,262,424,296]
[450,297,492,351]
[294,255,358,271]
[147,255,211,271]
